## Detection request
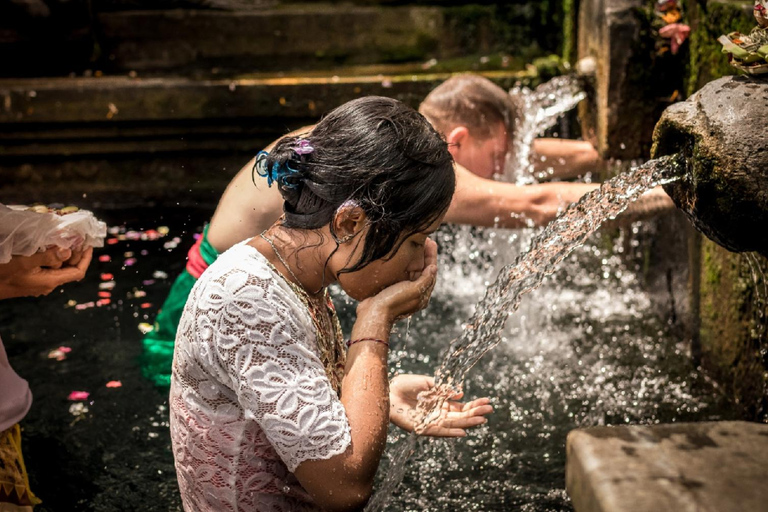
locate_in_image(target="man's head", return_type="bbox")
[419,74,519,179]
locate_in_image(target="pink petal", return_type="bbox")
[67,391,90,401]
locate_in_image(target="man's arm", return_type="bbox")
[531,138,602,181]
[445,164,598,228]
[446,164,675,229]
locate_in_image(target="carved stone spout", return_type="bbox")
[652,75,768,257]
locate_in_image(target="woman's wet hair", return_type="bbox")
[419,74,519,141]
[255,96,455,272]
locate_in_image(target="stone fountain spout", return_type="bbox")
[651,75,768,257]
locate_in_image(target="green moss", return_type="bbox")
[686,0,756,96]
[699,238,768,419]
[702,236,722,285]
[443,2,564,63]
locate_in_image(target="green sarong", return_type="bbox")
[141,226,219,387]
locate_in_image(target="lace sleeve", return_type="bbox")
[201,266,351,472]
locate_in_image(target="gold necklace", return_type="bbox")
[260,232,307,291]
[259,232,346,393]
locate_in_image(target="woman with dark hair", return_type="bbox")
[169,96,493,512]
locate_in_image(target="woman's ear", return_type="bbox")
[332,203,368,242]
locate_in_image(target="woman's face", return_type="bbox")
[334,216,443,301]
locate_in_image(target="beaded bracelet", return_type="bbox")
[346,337,389,349]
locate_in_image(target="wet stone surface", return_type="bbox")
[566,421,768,512]
[0,204,212,511]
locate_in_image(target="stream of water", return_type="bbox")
[365,153,690,511]
[506,75,587,185]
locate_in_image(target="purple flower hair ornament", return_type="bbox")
[293,139,314,156]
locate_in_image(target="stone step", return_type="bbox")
[0,68,528,158]
[566,421,768,512]
[2,2,555,77]
[97,6,438,74]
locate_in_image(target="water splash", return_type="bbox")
[365,154,686,511]
[744,252,768,416]
[506,75,587,185]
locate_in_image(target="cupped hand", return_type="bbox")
[0,246,93,300]
[358,239,438,324]
[389,374,493,438]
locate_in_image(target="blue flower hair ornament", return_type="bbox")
[252,150,302,189]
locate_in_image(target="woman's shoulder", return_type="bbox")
[199,242,306,310]
[210,240,272,276]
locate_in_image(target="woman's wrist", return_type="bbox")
[356,299,395,331]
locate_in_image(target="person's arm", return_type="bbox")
[0,247,92,300]
[445,164,598,229]
[292,240,441,510]
[207,125,316,253]
[531,138,602,181]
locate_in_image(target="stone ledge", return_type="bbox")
[0,70,525,124]
[96,6,450,73]
[0,70,525,157]
[566,421,768,512]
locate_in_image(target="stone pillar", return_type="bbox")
[577,0,684,160]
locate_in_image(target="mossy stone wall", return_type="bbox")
[699,239,768,418]
[683,1,767,418]
[569,0,768,417]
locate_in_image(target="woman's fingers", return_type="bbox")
[423,238,438,268]
[446,402,494,421]
[460,397,492,412]
[423,427,468,438]
[27,247,71,269]
[28,247,92,294]
[421,415,486,438]
[74,247,93,273]
[67,248,85,266]
[416,396,493,437]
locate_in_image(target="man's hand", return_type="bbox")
[389,374,493,437]
[0,246,93,300]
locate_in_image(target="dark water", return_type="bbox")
[0,205,213,511]
[1,202,743,511]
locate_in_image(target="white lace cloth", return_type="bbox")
[170,242,351,512]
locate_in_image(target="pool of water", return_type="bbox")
[0,204,742,511]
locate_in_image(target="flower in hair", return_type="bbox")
[293,139,314,156]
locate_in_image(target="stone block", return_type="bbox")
[567,421,768,512]
[697,240,768,419]
[0,69,527,200]
[652,75,768,257]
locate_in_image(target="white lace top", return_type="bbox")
[170,242,352,512]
